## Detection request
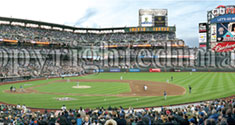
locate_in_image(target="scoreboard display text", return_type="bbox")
[154,16,166,26]
[125,26,175,32]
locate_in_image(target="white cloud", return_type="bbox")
[0,0,91,24]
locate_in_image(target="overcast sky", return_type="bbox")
[0,0,234,47]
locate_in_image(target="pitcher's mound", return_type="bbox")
[72,86,91,89]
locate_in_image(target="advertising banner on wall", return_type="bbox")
[199,44,206,48]
[199,33,207,43]
[211,14,235,24]
[141,15,153,27]
[129,69,140,72]
[217,22,235,42]
[211,24,217,42]
[149,68,161,72]
[212,42,235,52]
[110,68,121,72]
[94,69,104,72]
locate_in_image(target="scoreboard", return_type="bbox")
[139,9,168,27]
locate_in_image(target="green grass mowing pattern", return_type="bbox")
[0,72,234,109]
[34,82,130,95]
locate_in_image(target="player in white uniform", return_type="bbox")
[144,85,147,91]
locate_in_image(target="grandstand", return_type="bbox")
[0,14,196,81]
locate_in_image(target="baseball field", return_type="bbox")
[0,72,234,109]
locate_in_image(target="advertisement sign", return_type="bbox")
[94,69,104,72]
[211,14,235,24]
[141,15,153,27]
[99,69,104,72]
[211,5,235,18]
[129,68,140,72]
[110,68,120,72]
[199,44,206,48]
[199,23,207,32]
[192,69,197,72]
[149,68,161,72]
[211,24,217,42]
[154,16,165,27]
[199,33,207,43]
[61,74,78,77]
[212,42,235,52]
[217,22,235,42]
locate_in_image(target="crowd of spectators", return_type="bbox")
[0,24,176,46]
[0,24,185,78]
[0,59,83,78]
[0,46,196,78]
[0,98,234,125]
[0,24,191,79]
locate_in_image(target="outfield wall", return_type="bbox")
[1,67,235,83]
[95,67,235,73]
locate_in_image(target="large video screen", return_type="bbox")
[154,16,165,27]
[141,15,153,27]
[217,22,235,42]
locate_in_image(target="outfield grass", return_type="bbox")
[0,72,234,109]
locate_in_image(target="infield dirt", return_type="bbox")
[4,79,186,96]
